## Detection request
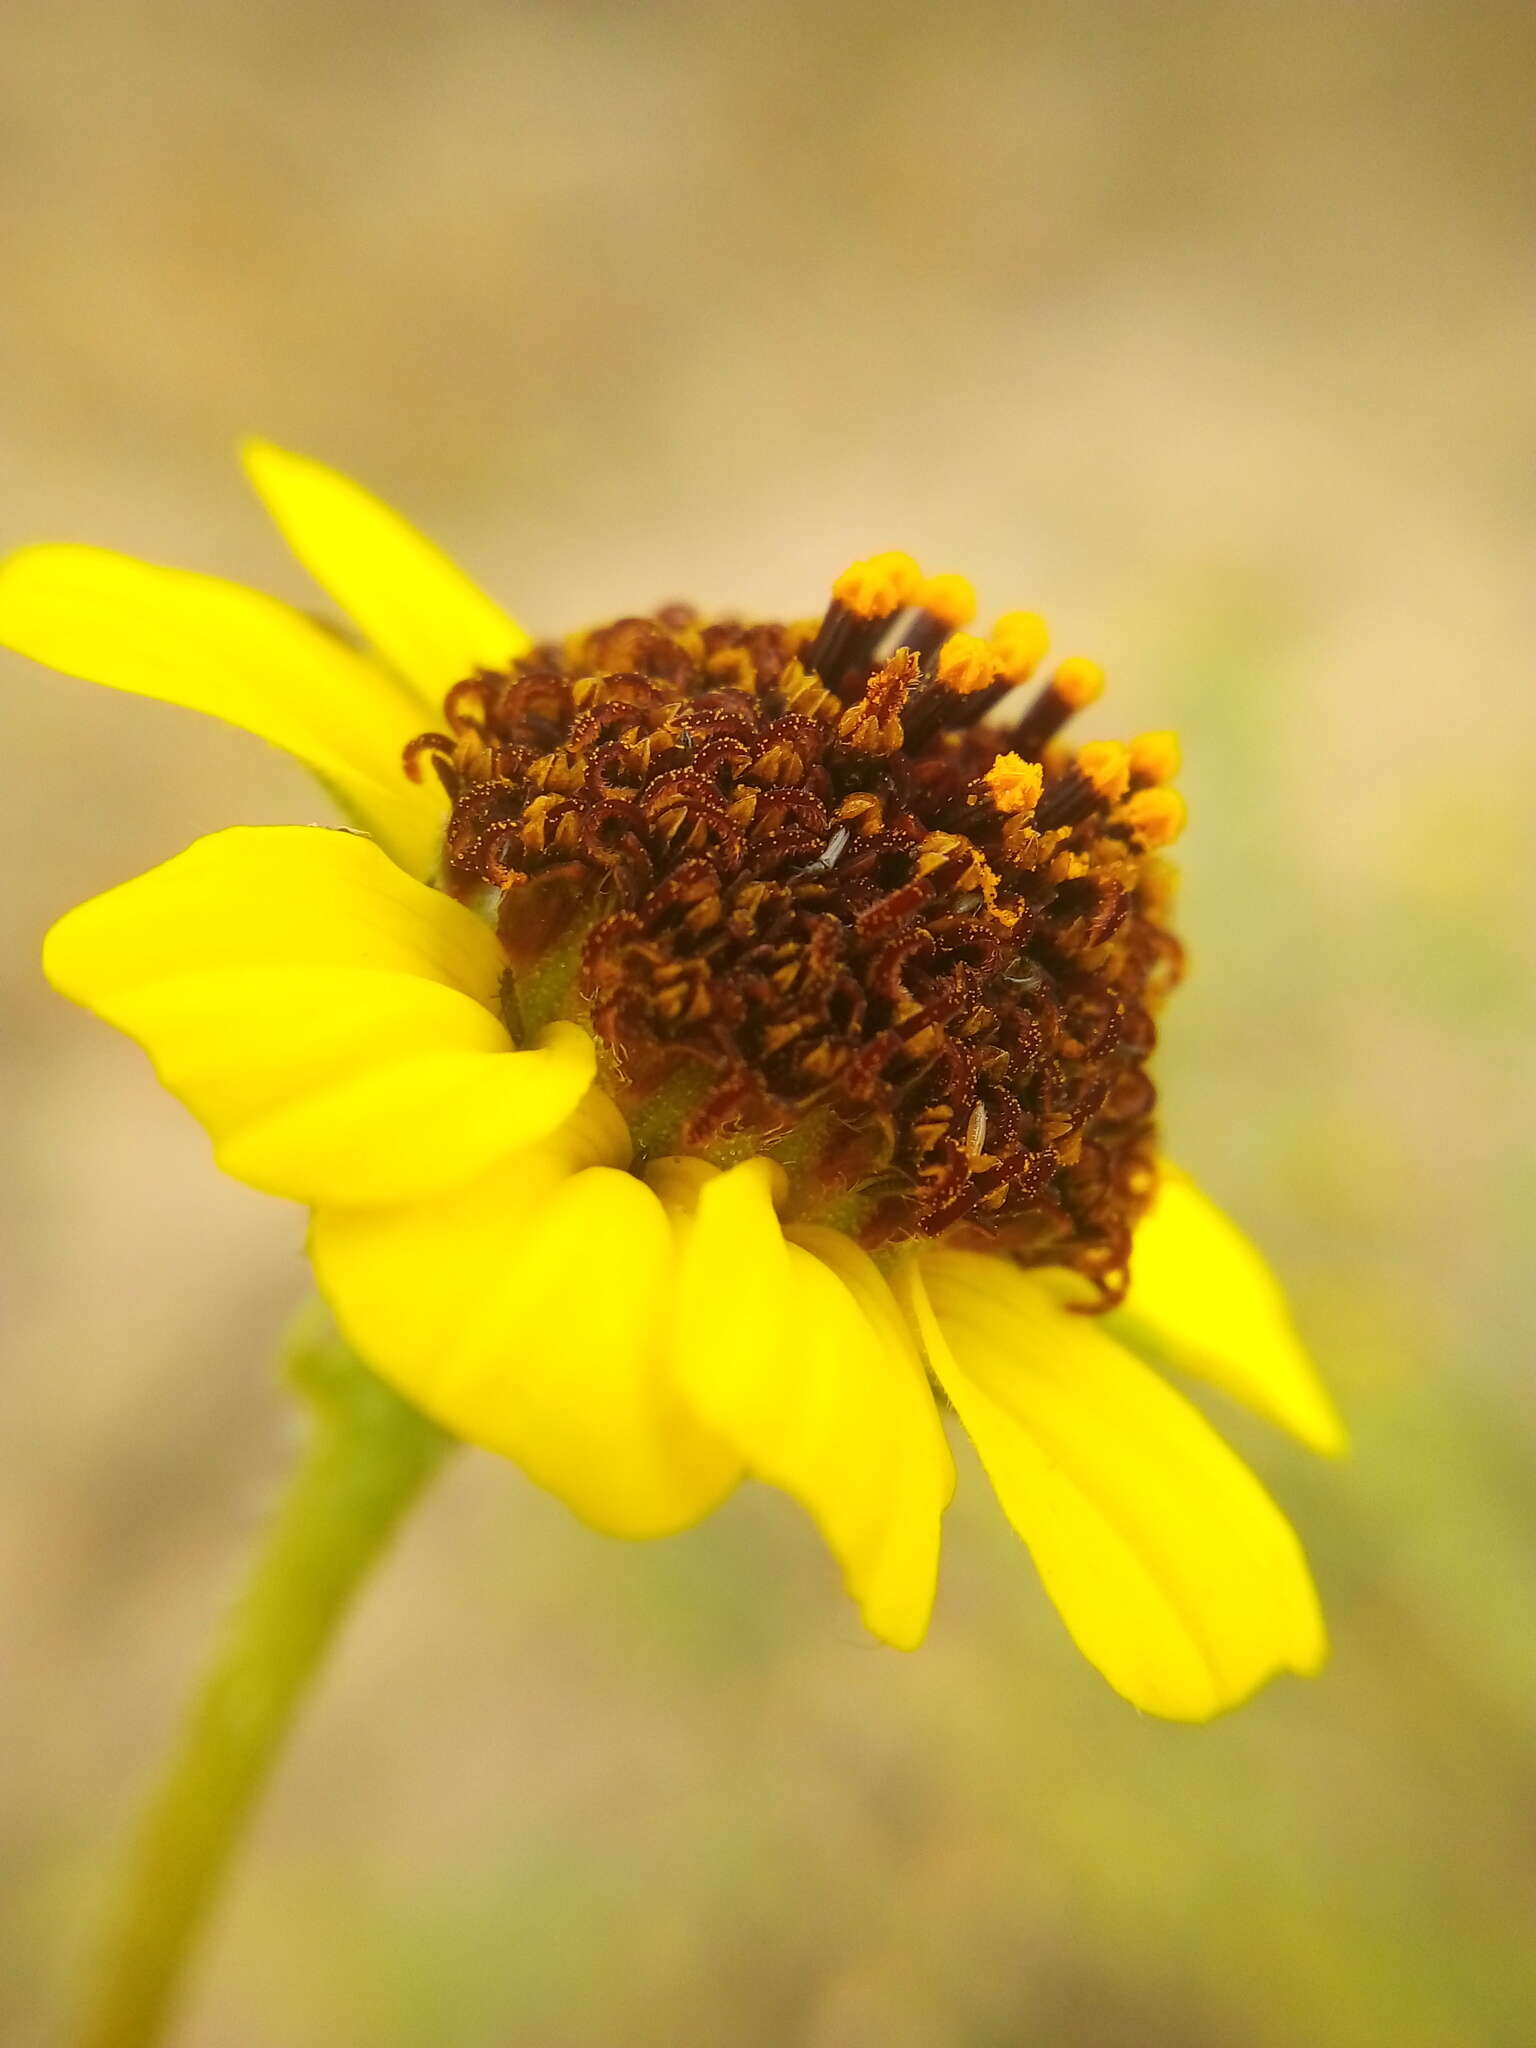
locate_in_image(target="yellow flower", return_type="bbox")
[3,443,1346,1719]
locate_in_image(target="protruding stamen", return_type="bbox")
[915,573,977,631]
[897,632,1001,747]
[1120,786,1186,847]
[900,572,981,662]
[990,611,1050,684]
[1006,655,1105,757]
[834,552,924,620]
[915,611,1052,736]
[1129,730,1180,786]
[1076,740,1131,804]
[1034,739,1130,831]
[1055,658,1106,710]
[935,633,997,695]
[807,553,924,695]
[982,752,1044,818]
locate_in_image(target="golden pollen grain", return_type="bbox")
[833,552,923,619]
[936,633,997,694]
[1121,785,1187,847]
[1076,739,1132,802]
[413,558,1185,1304]
[916,572,977,629]
[983,752,1044,816]
[1130,730,1181,785]
[1052,655,1105,709]
[990,610,1050,682]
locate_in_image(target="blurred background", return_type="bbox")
[4,1,1535,2041]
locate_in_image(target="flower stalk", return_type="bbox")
[67,1308,451,2048]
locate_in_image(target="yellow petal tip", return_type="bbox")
[238,435,530,697]
[238,435,301,486]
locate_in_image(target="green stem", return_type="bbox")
[66,1307,453,2048]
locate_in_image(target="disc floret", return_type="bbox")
[404,561,1185,1303]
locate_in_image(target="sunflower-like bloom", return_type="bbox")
[2,445,1346,1718]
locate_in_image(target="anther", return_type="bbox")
[981,752,1044,817]
[834,552,924,621]
[807,553,924,694]
[1076,740,1131,804]
[899,572,980,663]
[1119,786,1187,848]
[935,633,997,695]
[989,611,1050,685]
[1054,657,1105,711]
[1034,740,1130,831]
[1129,730,1180,786]
[915,573,977,631]
[900,636,1006,747]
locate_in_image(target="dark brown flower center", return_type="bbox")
[406,556,1184,1304]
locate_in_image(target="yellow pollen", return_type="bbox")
[1052,656,1106,710]
[936,633,997,695]
[1120,786,1187,847]
[989,610,1050,683]
[833,551,924,619]
[984,752,1044,816]
[1129,730,1181,784]
[1076,739,1131,802]
[916,572,977,628]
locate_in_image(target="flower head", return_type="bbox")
[3,443,1345,1718]
[412,572,1178,1302]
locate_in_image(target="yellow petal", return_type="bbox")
[44,825,590,1203]
[219,1025,595,1205]
[790,1222,957,1518]
[670,1162,952,1649]
[0,545,445,874]
[312,1146,736,1537]
[907,1249,1326,1720]
[1111,1163,1347,1456]
[44,825,505,1002]
[242,440,530,704]
[84,965,510,1140]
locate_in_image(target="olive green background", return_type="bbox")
[4,2,1535,2042]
